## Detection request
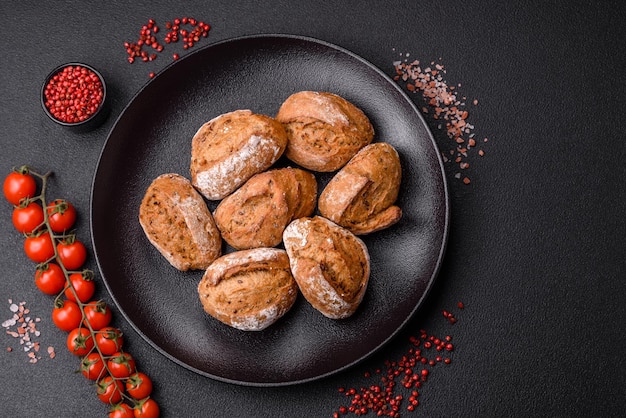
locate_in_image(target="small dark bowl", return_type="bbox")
[41,62,108,132]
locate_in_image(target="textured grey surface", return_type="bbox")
[1,1,625,417]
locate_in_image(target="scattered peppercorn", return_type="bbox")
[334,323,460,416]
[124,17,211,78]
[442,309,458,325]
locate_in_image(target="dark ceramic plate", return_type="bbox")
[90,34,449,386]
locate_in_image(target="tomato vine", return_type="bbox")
[3,165,160,418]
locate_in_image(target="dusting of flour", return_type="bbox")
[195,135,282,200]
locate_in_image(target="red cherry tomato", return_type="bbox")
[57,238,87,270]
[97,376,124,404]
[126,372,153,400]
[81,352,106,380]
[107,352,136,379]
[12,202,44,233]
[24,231,55,263]
[65,271,96,303]
[67,327,94,356]
[84,301,112,330]
[3,170,37,205]
[109,403,135,418]
[47,199,77,232]
[95,327,124,356]
[34,263,66,295]
[134,398,160,418]
[52,299,82,332]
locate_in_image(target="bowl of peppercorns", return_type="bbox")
[41,63,108,131]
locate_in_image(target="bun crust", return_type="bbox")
[282,216,370,319]
[197,248,297,331]
[138,173,222,271]
[276,91,374,172]
[319,142,402,235]
[190,110,288,200]
[214,167,317,250]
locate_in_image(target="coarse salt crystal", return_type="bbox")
[392,53,489,185]
[2,319,16,327]
[4,299,46,363]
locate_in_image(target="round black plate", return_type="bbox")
[90,34,449,386]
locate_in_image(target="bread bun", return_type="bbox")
[190,110,288,200]
[197,248,297,331]
[319,142,402,235]
[138,173,222,271]
[214,167,317,250]
[276,91,374,172]
[282,216,370,319]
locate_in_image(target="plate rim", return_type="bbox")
[90,33,450,386]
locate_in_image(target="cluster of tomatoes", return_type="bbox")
[3,166,159,418]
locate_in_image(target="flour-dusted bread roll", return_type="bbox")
[283,216,370,319]
[275,91,374,172]
[190,110,288,200]
[318,142,402,235]
[214,167,317,250]
[139,173,222,271]
[197,248,297,331]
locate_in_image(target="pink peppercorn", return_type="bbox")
[43,64,104,125]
